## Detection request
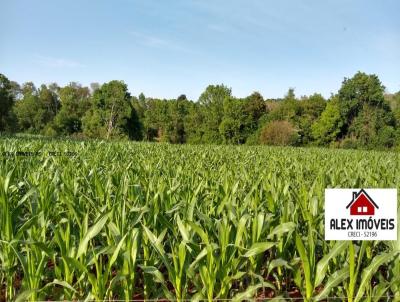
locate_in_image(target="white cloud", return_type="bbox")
[128,30,190,53]
[34,55,85,68]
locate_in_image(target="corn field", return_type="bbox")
[0,138,399,301]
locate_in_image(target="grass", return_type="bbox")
[0,137,399,301]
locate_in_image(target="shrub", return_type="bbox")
[339,136,359,149]
[259,120,298,146]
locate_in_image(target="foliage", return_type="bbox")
[0,74,17,132]
[348,104,395,148]
[53,83,91,135]
[260,120,298,146]
[197,84,232,144]
[219,97,248,144]
[297,93,326,143]
[1,71,400,150]
[335,72,395,147]
[82,81,132,139]
[312,97,344,145]
[13,83,50,133]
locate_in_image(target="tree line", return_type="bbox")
[1,71,400,149]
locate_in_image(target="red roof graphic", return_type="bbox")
[346,189,379,216]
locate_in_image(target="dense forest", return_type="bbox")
[1,71,400,149]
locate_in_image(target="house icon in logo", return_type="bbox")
[346,189,379,216]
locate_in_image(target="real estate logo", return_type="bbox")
[325,189,397,240]
[346,189,378,216]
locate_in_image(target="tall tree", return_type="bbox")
[53,82,91,135]
[141,98,169,141]
[219,97,248,144]
[167,94,188,143]
[337,72,395,147]
[385,91,400,122]
[0,74,17,132]
[312,96,344,145]
[83,81,132,139]
[298,93,326,144]
[338,72,387,122]
[38,84,60,122]
[244,92,266,123]
[184,102,204,144]
[13,82,50,133]
[313,72,395,147]
[198,84,232,143]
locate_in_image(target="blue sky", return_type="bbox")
[1,0,399,100]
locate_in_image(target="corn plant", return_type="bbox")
[0,137,399,301]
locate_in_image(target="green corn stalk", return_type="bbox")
[1,138,400,300]
[295,233,349,301]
